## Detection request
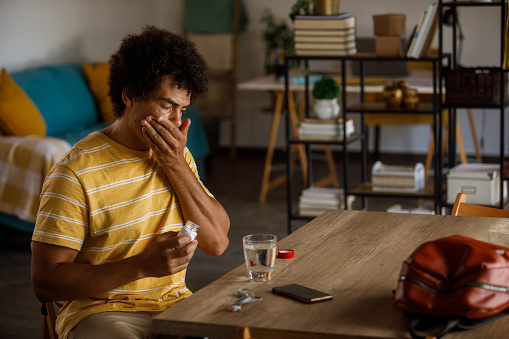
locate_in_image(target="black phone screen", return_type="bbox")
[272,284,333,303]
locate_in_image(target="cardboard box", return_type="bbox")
[375,35,402,57]
[447,163,508,206]
[351,37,409,76]
[373,14,406,36]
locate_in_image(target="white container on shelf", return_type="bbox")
[313,99,340,120]
[371,161,425,192]
[446,163,508,206]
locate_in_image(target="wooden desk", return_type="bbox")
[238,75,339,203]
[153,210,509,338]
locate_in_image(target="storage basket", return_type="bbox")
[445,67,508,106]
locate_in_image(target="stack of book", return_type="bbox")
[298,187,355,216]
[406,3,439,58]
[294,13,357,56]
[298,118,354,139]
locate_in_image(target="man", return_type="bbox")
[31,26,230,339]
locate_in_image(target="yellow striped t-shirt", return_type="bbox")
[32,131,212,339]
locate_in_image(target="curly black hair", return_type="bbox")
[108,25,209,117]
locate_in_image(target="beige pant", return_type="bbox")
[69,311,153,339]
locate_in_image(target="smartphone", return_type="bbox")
[272,284,333,304]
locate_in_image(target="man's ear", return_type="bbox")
[122,88,134,107]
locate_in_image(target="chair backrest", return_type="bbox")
[186,33,237,73]
[451,193,509,217]
[41,302,57,339]
[182,0,241,75]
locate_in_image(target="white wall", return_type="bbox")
[0,0,506,156]
[0,0,185,72]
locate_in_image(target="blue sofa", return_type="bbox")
[0,63,209,232]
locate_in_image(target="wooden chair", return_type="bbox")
[451,193,509,217]
[41,302,57,339]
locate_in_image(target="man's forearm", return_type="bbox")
[32,248,143,302]
[164,161,230,256]
[31,233,196,303]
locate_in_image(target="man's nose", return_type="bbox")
[166,109,182,127]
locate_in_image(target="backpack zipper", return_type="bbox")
[399,276,509,294]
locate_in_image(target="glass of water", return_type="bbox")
[243,234,277,281]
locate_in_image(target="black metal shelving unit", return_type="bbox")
[284,53,449,234]
[439,0,508,209]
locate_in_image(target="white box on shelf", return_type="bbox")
[446,163,508,206]
[371,161,425,192]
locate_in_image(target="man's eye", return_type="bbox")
[162,105,172,111]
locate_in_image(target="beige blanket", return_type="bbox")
[0,135,71,223]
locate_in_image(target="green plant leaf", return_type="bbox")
[312,76,341,100]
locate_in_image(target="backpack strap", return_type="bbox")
[408,315,460,339]
[457,309,509,330]
[408,309,509,339]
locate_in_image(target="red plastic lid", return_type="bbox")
[278,249,295,259]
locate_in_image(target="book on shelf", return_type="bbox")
[295,40,356,51]
[419,5,439,57]
[294,27,356,38]
[294,15,356,30]
[298,187,355,216]
[404,24,417,55]
[298,118,354,138]
[295,46,357,56]
[301,187,346,198]
[407,3,438,59]
[406,5,430,58]
[505,2,509,68]
[294,13,351,21]
[294,34,355,44]
[413,3,438,58]
[299,120,354,132]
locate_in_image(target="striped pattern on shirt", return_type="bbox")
[32,131,212,339]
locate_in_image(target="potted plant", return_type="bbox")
[260,9,295,75]
[312,75,341,119]
[289,0,313,21]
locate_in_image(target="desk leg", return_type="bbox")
[312,145,340,188]
[287,91,308,184]
[467,108,482,163]
[259,90,339,203]
[259,91,285,203]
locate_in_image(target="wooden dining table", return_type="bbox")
[153,210,509,338]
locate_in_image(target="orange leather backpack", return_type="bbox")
[394,235,509,338]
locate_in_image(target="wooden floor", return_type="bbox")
[0,147,431,338]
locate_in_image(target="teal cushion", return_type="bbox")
[185,106,210,180]
[0,212,35,232]
[12,64,99,137]
[56,122,110,146]
[185,106,210,160]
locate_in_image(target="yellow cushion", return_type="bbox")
[83,62,116,123]
[0,68,46,136]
